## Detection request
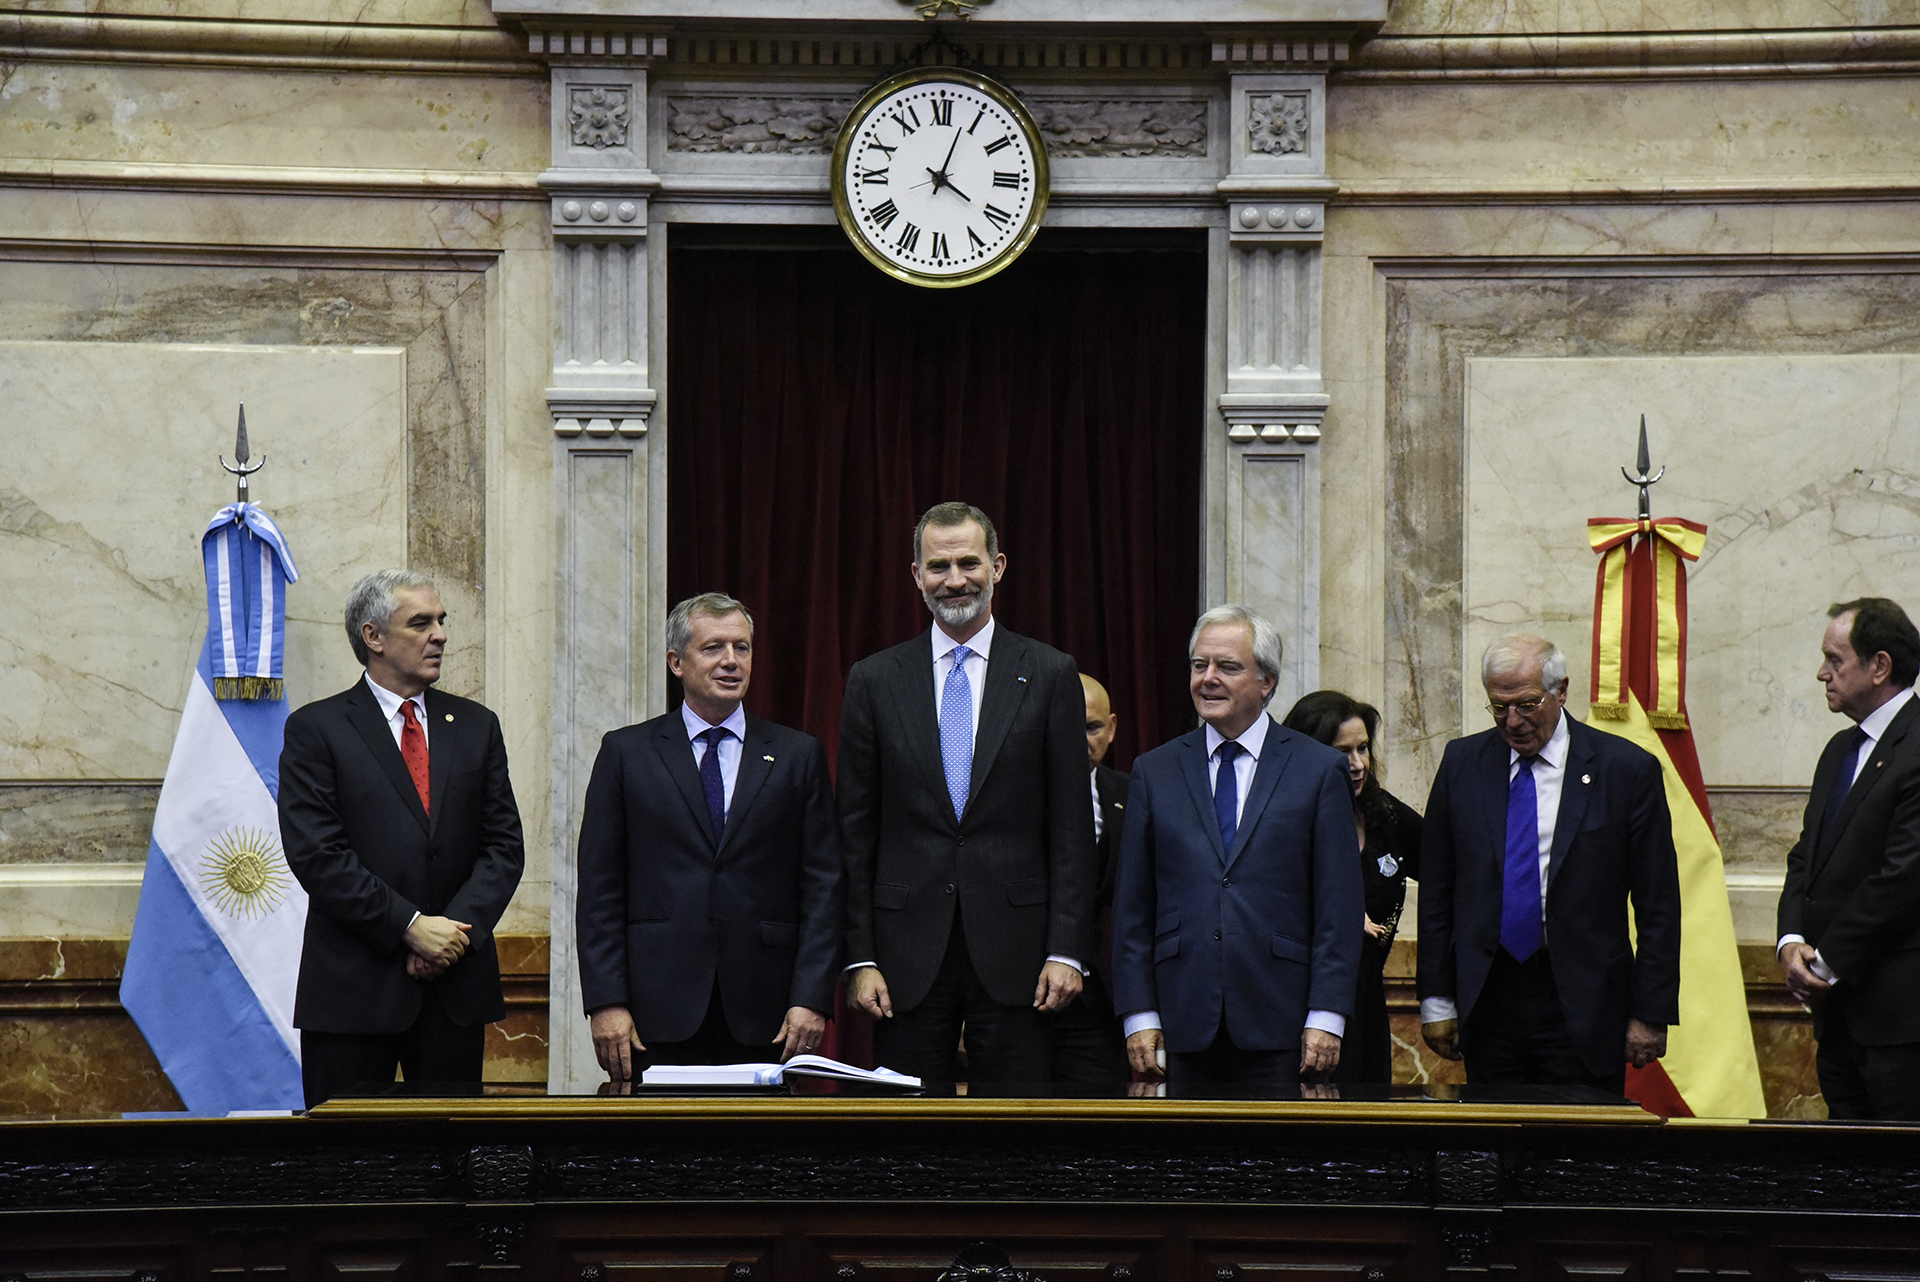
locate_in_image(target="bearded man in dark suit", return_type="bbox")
[839,502,1093,1084]
[1778,597,1920,1120]
[280,569,525,1108]
[575,592,844,1081]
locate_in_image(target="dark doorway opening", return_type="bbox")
[665,224,1205,772]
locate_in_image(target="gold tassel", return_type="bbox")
[1647,709,1690,730]
[1590,703,1630,721]
[214,676,285,702]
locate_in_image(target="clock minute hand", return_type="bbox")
[944,179,972,204]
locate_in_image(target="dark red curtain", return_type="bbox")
[665,225,1204,773]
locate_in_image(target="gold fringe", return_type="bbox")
[214,676,284,702]
[1589,702,1630,721]
[1647,710,1690,730]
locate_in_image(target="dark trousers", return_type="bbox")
[1166,1022,1302,1087]
[300,982,485,1108]
[1465,949,1623,1095]
[873,916,1050,1085]
[1050,969,1129,1087]
[1817,1017,1920,1120]
[648,983,772,1068]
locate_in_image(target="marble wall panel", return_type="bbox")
[0,61,547,174]
[1328,77,1920,189]
[1462,353,1920,784]
[0,784,158,865]
[0,339,407,780]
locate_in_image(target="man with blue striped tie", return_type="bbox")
[839,502,1094,1084]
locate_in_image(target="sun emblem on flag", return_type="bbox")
[200,826,294,919]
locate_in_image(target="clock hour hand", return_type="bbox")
[943,180,972,204]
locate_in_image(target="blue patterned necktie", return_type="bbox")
[940,645,974,821]
[1501,755,1542,961]
[1214,740,1243,852]
[698,725,729,842]
[1822,727,1868,842]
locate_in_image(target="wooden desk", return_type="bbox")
[0,1095,1913,1281]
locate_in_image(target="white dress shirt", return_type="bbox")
[1125,713,1346,1043]
[1091,769,1105,841]
[1775,685,1917,983]
[681,700,748,817]
[364,672,429,751]
[1420,711,1571,1027]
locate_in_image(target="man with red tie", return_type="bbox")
[280,569,525,1107]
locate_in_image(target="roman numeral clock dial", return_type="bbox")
[831,67,1050,289]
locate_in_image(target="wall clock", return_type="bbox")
[831,66,1050,288]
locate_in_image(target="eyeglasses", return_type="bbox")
[1487,697,1550,719]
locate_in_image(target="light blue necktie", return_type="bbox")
[940,645,974,821]
[1500,756,1542,961]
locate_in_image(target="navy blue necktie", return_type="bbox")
[1500,756,1543,961]
[1822,727,1867,842]
[1214,740,1243,853]
[698,725,729,842]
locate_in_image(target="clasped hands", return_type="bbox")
[404,913,472,980]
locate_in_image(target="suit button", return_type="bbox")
[945,884,955,894]
[1222,877,1231,887]
[1214,929,1222,941]
[956,836,965,846]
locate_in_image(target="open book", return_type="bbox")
[640,1054,921,1088]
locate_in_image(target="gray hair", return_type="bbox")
[1481,633,1569,690]
[344,569,435,667]
[913,501,1000,564]
[666,592,754,657]
[1189,604,1284,706]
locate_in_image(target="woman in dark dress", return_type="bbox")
[1281,691,1423,1084]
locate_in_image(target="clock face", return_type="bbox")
[831,68,1050,288]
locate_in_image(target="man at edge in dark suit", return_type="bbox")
[575,592,844,1081]
[1114,604,1363,1086]
[1777,597,1920,1120]
[1418,633,1680,1095]
[839,501,1093,1084]
[280,569,525,1108]
[1050,673,1131,1086]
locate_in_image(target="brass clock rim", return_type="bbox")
[829,64,1052,290]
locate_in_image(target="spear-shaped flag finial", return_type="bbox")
[1620,413,1665,522]
[219,404,266,506]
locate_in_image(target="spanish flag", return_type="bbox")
[1587,516,1765,1118]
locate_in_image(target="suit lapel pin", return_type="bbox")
[445,714,454,722]
[1581,774,1591,784]
[763,754,776,763]
[1017,676,1028,683]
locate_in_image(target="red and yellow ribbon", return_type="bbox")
[1588,516,1708,729]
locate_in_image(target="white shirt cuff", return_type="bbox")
[1304,1009,1345,1039]
[1775,933,1806,956]
[1420,996,1458,1025]
[1122,1011,1161,1038]
[843,960,876,973]
[1810,950,1839,984]
[1045,954,1088,976]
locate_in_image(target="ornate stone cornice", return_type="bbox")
[1345,26,1920,81]
[0,13,540,75]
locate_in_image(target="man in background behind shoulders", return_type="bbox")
[1051,673,1132,1087]
[1778,597,1920,1120]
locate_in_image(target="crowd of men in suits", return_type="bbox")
[275,504,1920,1120]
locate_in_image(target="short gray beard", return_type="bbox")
[924,578,992,630]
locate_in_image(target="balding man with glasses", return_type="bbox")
[1416,634,1681,1094]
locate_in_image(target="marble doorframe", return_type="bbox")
[526,19,1371,1092]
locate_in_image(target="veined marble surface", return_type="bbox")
[0,340,406,780]
[1463,353,1920,788]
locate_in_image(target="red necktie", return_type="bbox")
[400,700,430,814]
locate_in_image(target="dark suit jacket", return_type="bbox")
[279,679,525,1035]
[1093,763,1130,910]
[574,711,845,1045]
[1417,716,1681,1076]
[838,624,1094,1012]
[1110,717,1364,1053]
[1778,696,1920,1046]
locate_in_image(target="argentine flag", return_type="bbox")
[121,503,308,1113]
